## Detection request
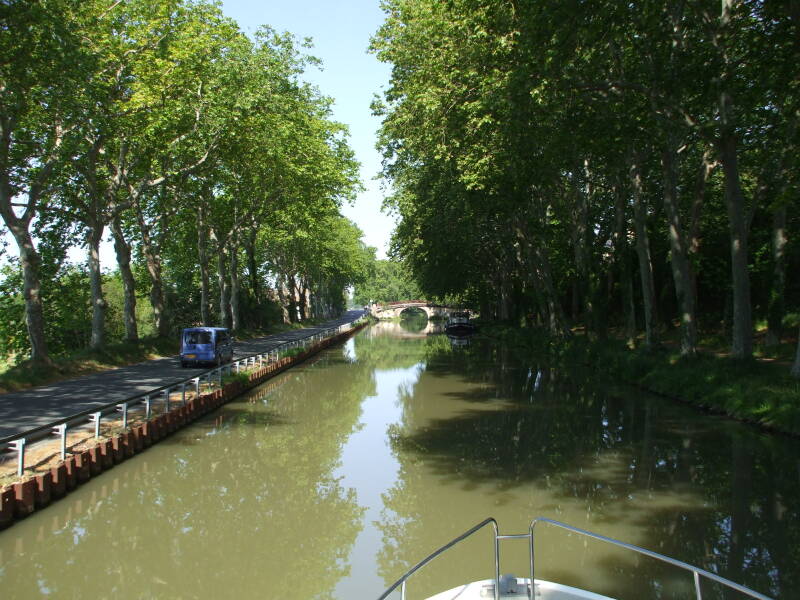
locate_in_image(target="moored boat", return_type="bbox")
[377,517,773,600]
[444,311,476,336]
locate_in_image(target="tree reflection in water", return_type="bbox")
[0,350,371,599]
[373,334,799,600]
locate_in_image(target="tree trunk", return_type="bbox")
[287,274,298,323]
[230,239,241,331]
[533,240,569,337]
[766,206,787,347]
[688,149,717,317]
[570,166,592,329]
[5,222,50,363]
[298,280,308,321]
[111,216,138,342]
[276,275,290,324]
[0,150,54,363]
[718,1,753,359]
[245,229,260,304]
[629,152,659,348]
[791,328,800,378]
[87,224,106,350]
[614,182,636,346]
[662,142,697,356]
[132,194,169,337]
[197,205,211,326]
[217,242,231,328]
[719,127,753,359]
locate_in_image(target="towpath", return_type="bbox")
[0,310,366,440]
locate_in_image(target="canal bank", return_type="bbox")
[0,319,368,529]
[479,323,800,437]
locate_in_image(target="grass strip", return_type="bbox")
[481,322,800,437]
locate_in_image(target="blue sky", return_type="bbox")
[220,0,395,258]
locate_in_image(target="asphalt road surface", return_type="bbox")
[0,310,366,440]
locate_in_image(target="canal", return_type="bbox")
[0,318,797,599]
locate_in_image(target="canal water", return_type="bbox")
[0,318,797,599]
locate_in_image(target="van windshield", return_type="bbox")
[184,331,212,345]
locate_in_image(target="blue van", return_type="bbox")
[180,327,234,368]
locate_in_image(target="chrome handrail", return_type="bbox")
[377,517,500,600]
[378,516,774,600]
[529,517,773,600]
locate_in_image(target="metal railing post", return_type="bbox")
[91,411,102,438]
[144,395,151,419]
[53,424,67,460]
[181,383,186,405]
[10,438,26,477]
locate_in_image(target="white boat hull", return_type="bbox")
[426,577,615,600]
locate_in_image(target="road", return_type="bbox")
[0,310,365,440]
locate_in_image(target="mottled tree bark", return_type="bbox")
[131,190,169,337]
[570,166,591,328]
[629,153,659,348]
[196,205,211,326]
[4,221,50,363]
[111,216,138,341]
[276,275,291,324]
[245,228,260,304]
[87,224,106,350]
[791,328,800,378]
[216,241,231,329]
[718,2,753,359]
[287,274,298,323]
[614,182,636,346]
[0,119,65,364]
[662,142,697,356]
[719,128,753,359]
[766,206,787,347]
[229,234,241,331]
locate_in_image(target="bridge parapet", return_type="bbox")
[370,302,461,320]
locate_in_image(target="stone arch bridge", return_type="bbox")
[370,301,465,320]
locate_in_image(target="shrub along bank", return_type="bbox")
[482,323,800,437]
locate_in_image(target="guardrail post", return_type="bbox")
[10,438,26,477]
[145,395,151,420]
[181,383,186,405]
[194,377,200,398]
[165,388,170,412]
[53,424,67,460]
[91,411,102,439]
[119,402,128,429]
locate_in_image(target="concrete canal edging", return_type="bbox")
[0,321,367,530]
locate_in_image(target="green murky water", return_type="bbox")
[0,318,797,599]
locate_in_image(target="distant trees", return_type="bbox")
[372,0,800,370]
[353,259,422,306]
[0,0,367,363]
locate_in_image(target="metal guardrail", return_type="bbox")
[378,516,774,600]
[529,518,774,600]
[0,315,367,478]
[377,518,501,600]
